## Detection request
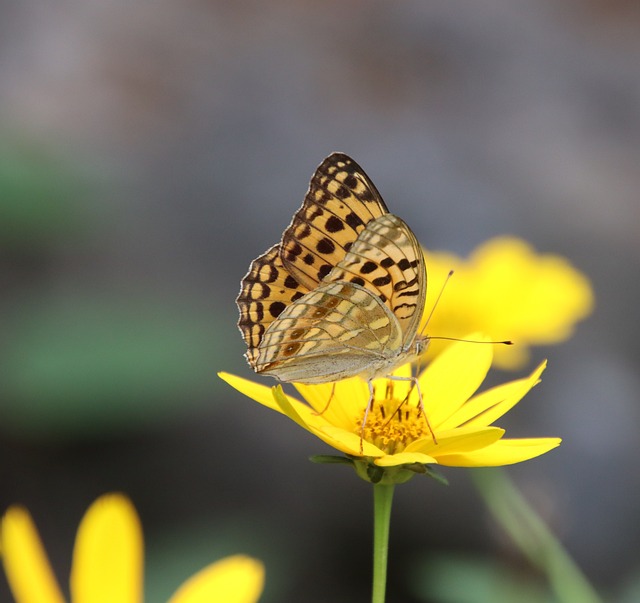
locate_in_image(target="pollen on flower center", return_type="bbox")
[358,387,430,455]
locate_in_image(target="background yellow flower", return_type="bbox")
[422,237,594,369]
[1,494,264,603]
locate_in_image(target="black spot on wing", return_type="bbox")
[269,301,286,318]
[360,261,377,274]
[316,237,336,254]
[325,215,345,233]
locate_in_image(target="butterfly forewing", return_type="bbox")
[255,281,403,383]
[324,214,427,346]
[280,153,389,290]
[237,245,309,365]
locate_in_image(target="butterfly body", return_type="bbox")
[237,153,427,386]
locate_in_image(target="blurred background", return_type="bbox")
[1,1,639,601]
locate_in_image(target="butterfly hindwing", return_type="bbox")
[255,281,403,383]
[324,214,427,346]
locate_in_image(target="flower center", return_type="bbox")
[358,381,430,455]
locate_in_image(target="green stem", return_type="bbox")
[372,483,395,603]
[472,468,603,603]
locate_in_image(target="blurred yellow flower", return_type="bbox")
[1,493,264,603]
[219,337,560,483]
[423,237,594,369]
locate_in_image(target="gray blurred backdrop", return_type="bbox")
[1,2,639,602]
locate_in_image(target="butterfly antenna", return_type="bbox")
[429,336,514,345]
[405,270,511,421]
[420,269,454,337]
[420,269,514,346]
[412,269,454,381]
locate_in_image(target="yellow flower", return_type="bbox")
[219,337,560,483]
[423,237,594,369]
[1,493,264,603]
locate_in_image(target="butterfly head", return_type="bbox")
[413,334,430,359]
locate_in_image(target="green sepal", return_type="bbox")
[352,459,416,485]
[309,454,448,486]
[309,454,355,466]
[406,463,449,485]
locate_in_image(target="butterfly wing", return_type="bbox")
[254,281,403,384]
[238,154,426,381]
[237,153,388,368]
[279,153,389,289]
[237,245,309,366]
[324,214,427,347]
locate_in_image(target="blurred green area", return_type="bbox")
[410,553,551,603]
[0,138,229,440]
[0,294,227,438]
[409,469,640,603]
[0,139,91,251]
[409,553,640,603]
[617,575,640,603]
[145,511,287,603]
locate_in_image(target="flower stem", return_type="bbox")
[472,468,603,603]
[371,483,395,603]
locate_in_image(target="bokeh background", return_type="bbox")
[1,1,639,602]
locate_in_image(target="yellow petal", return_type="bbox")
[271,385,322,431]
[270,387,382,457]
[295,376,369,431]
[440,361,546,430]
[218,372,286,413]
[1,506,65,603]
[416,336,493,427]
[406,426,504,456]
[471,237,594,343]
[168,555,264,603]
[316,423,385,458]
[70,494,143,603]
[374,452,437,467]
[437,437,562,467]
[294,381,337,413]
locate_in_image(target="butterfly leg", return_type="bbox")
[312,382,337,416]
[357,379,376,454]
[386,375,437,444]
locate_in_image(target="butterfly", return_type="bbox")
[237,153,429,393]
